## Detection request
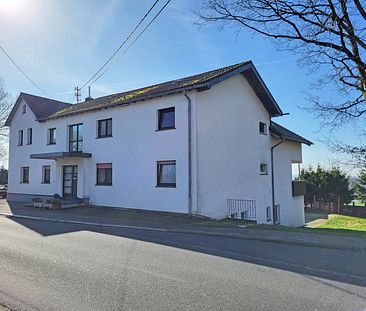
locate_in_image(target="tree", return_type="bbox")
[354,170,366,201]
[197,0,366,124]
[300,165,353,207]
[0,167,8,185]
[0,79,12,166]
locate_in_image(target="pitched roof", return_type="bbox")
[39,61,283,121]
[5,93,71,126]
[270,121,313,145]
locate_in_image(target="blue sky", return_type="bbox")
[0,0,360,173]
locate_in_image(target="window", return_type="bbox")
[48,128,56,145]
[22,105,26,114]
[158,107,175,131]
[20,167,29,183]
[96,163,112,186]
[42,165,51,184]
[27,128,32,145]
[266,206,272,221]
[97,118,112,138]
[157,160,176,187]
[260,163,268,175]
[259,122,267,135]
[69,124,83,152]
[18,130,23,146]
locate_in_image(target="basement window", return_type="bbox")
[259,122,267,135]
[157,107,175,131]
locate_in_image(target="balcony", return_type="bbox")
[292,180,306,196]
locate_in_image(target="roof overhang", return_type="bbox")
[5,94,25,126]
[30,152,92,160]
[240,63,283,117]
[269,122,313,146]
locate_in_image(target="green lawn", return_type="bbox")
[316,215,366,232]
[350,200,365,207]
[192,215,366,238]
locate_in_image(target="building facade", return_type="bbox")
[6,61,312,226]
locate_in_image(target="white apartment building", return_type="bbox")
[6,61,312,226]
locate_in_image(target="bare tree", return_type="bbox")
[0,79,12,166]
[197,0,366,126]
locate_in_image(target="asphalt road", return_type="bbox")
[0,216,366,311]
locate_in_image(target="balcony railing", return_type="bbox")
[292,180,306,196]
[227,199,256,221]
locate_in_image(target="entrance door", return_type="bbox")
[63,165,78,198]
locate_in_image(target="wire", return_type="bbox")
[88,0,172,87]
[89,68,109,87]
[0,45,50,97]
[80,0,161,90]
[123,0,171,55]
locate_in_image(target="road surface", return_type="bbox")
[0,216,365,311]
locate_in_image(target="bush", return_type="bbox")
[46,198,62,206]
[32,197,43,203]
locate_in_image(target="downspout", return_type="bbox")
[271,137,284,225]
[184,91,192,216]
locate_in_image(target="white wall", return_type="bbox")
[8,94,190,214]
[8,99,58,197]
[195,74,273,222]
[194,74,305,226]
[272,138,305,227]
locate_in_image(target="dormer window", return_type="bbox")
[22,105,26,114]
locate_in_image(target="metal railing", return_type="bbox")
[227,199,256,221]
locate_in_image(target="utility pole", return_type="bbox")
[74,86,81,104]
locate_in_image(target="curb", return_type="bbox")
[0,212,364,253]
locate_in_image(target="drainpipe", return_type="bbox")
[184,91,193,216]
[271,138,284,225]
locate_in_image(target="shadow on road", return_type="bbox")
[5,208,366,290]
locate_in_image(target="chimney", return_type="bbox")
[85,86,93,102]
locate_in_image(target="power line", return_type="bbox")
[80,0,161,90]
[0,45,50,97]
[123,0,171,57]
[88,0,172,87]
[89,68,109,87]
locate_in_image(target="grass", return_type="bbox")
[349,200,365,207]
[193,215,366,238]
[193,218,254,227]
[316,215,366,232]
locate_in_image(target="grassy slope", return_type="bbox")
[317,215,366,232]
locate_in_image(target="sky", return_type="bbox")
[0,0,362,174]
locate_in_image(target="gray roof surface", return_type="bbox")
[270,121,313,145]
[38,61,283,121]
[5,93,71,126]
